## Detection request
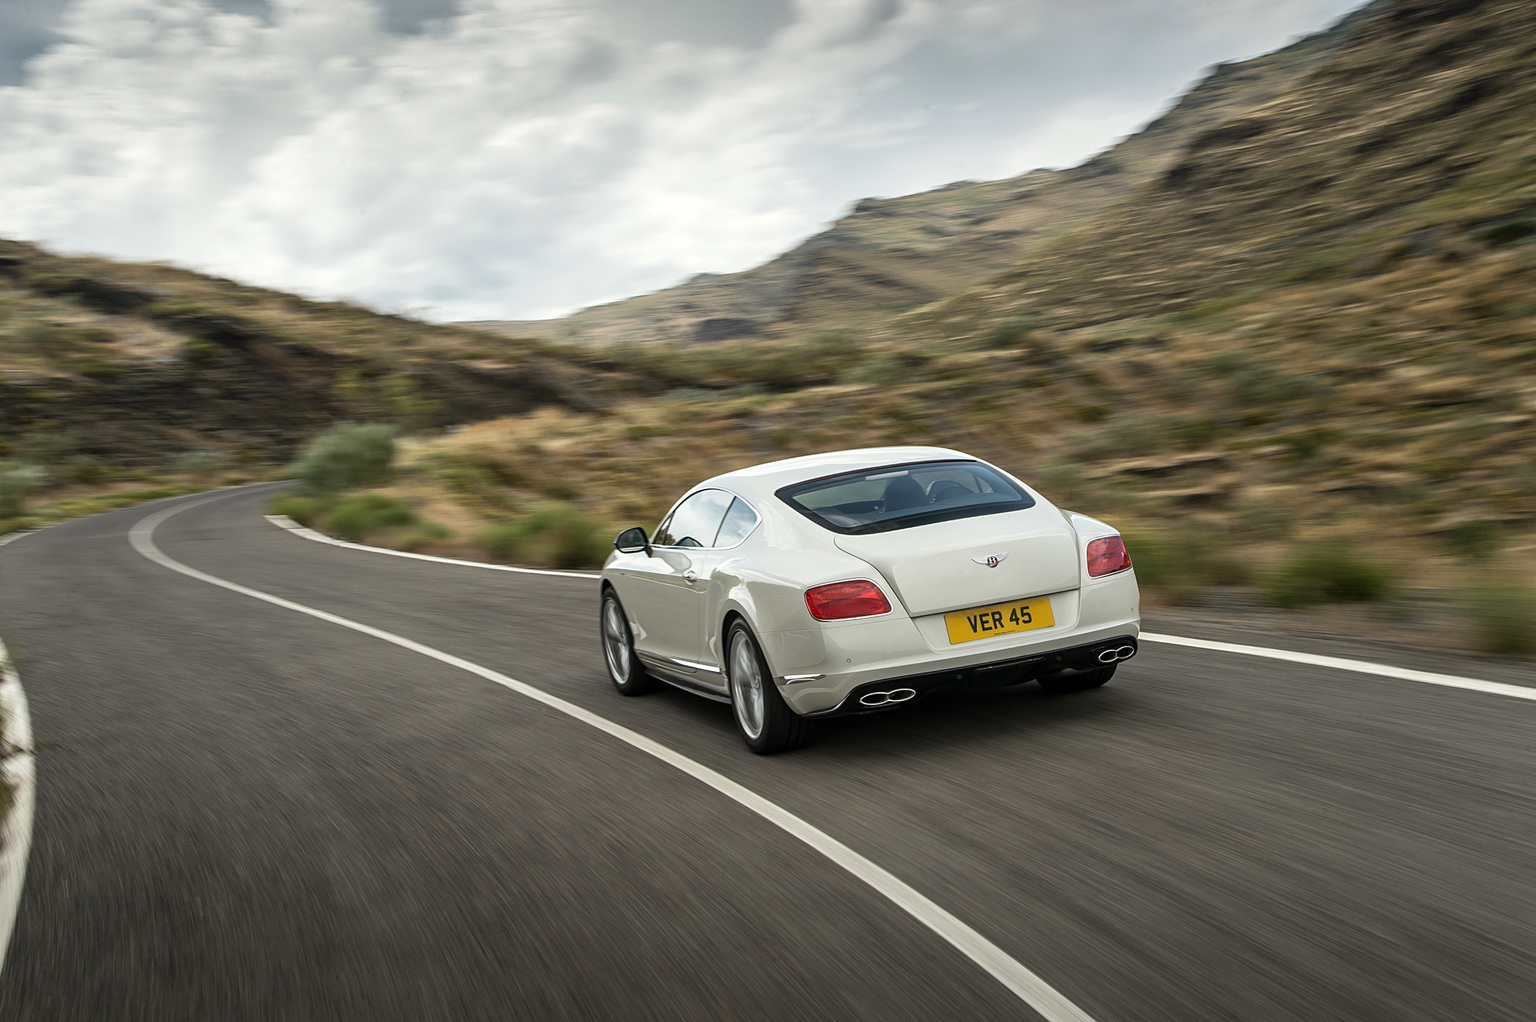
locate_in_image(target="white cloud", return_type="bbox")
[0,0,1366,320]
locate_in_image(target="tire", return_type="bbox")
[1038,664,1115,695]
[601,589,660,695]
[725,620,815,754]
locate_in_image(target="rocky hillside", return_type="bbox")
[0,240,649,468]
[469,3,1367,347]
[914,0,1536,336]
[358,0,1533,638]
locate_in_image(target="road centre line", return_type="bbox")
[265,512,1535,706]
[140,494,1097,1022]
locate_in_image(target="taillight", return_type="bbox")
[1086,536,1132,577]
[805,580,892,620]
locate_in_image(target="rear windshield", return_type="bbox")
[776,460,1035,535]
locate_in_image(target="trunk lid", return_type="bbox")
[834,506,1081,617]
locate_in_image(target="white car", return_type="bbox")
[599,446,1140,753]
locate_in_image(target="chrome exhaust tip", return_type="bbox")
[858,687,918,707]
[1097,645,1137,664]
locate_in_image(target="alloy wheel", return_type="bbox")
[729,630,766,740]
[602,598,632,683]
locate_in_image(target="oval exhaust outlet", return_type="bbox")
[859,688,918,707]
[1098,645,1137,663]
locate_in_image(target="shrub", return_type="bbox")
[268,493,328,526]
[1438,521,1504,561]
[326,494,417,541]
[176,449,227,480]
[400,522,452,551]
[0,465,46,518]
[479,505,608,568]
[1263,541,1394,608]
[1121,529,1249,604]
[1462,584,1536,656]
[478,521,527,561]
[291,423,396,493]
[181,337,222,365]
[456,447,526,487]
[19,321,63,355]
[1476,219,1534,247]
[840,352,908,387]
[69,458,110,485]
[1233,499,1294,540]
[16,430,74,468]
[980,316,1042,349]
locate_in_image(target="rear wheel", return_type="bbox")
[601,589,660,695]
[726,620,815,754]
[1039,664,1115,694]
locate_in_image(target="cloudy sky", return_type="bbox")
[0,0,1364,321]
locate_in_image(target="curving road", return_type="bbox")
[1,485,1534,1020]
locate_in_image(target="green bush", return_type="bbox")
[19,321,63,355]
[1462,584,1536,656]
[69,458,110,485]
[291,423,396,493]
[840,352,908,387]
[176,449,227,480]
[479,505,608,568]
[326,494,416,541]
[400,522,452,551]
[980,316,1042,349]
[479,521,527,561]
[1438,521,1504,561]
[1263,541,1394,609]
[0,465,47,518]
[1476,219,1534,247]
[268,493,329,526]
[0,515,41,537]
[1122,529,1249,604]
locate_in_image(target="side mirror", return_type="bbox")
[614,526,652,556]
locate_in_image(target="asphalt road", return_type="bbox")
[1,485,1533,1020]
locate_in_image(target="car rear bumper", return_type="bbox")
[800,634,1139,717]
[766,569,1141,716]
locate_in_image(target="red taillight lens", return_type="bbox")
[1086,536,1132,578]
[805,580,892,621]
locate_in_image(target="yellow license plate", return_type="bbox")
[945,597,1055,644]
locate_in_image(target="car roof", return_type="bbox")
[700,446,978,501]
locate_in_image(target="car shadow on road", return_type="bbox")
[634,668,1152,762]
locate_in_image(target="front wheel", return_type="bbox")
[726,621,815,754]
[1038,664,1115,694]
[601,589,660,695]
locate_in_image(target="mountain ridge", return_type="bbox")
[466,3,1372,346]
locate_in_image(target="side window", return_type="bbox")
[653,489,734,548]
[712,498,759,548]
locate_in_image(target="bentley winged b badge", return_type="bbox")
[972,552,1008,568]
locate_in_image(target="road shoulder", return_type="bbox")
[0,632,36,974]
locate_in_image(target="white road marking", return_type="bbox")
[0,635,36,976]
[1140,632,1536,702]
[140,494,1097,1022]
[265,510,1535,706]
[264,515,598,579]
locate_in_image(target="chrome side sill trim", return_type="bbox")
[782,673,824,684]
[635,652,720,675]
